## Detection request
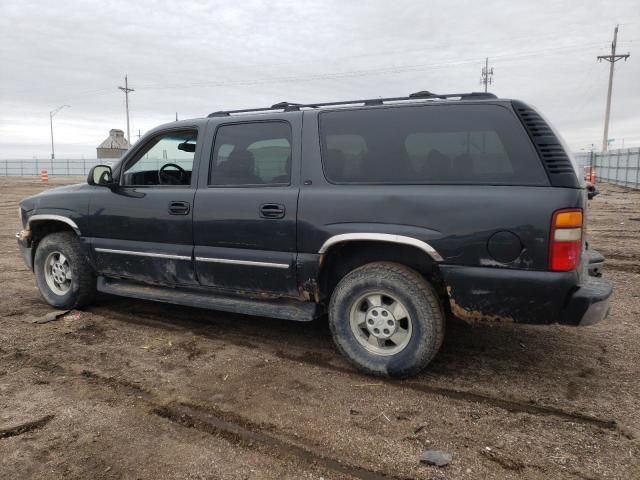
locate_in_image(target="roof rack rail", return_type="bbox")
[408,90,496,100]
[207,91,497,117]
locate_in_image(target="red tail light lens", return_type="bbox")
[549,209,583,272]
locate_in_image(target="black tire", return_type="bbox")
[328,262,445,378]
[34,231,96,309]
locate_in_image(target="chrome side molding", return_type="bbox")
[195,257,290,269]
[94,248,191,261]
[318,233,443,262]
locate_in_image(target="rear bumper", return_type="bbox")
[440,264,612,326]
[561,276,612,326]
[587,248,605,277]
[16,231,34,270]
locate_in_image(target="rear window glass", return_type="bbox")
[319,104,548,185]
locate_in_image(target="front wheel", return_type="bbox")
[34,231,96,309]
[328,262,445,377]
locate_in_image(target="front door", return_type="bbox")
[193,117,300,297]
[88,128,201,285]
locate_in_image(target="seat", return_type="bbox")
[362,149,414,183]
[324,149,347,182]
[215,150,263,185]
[271,155,292,184]
[453,153,473,180]
[421,149,452,181]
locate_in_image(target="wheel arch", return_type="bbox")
[26,215,82,270]
[28,214,81,236]
[317,236,446,303]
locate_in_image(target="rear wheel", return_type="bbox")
[328,262,444,377]
[34,231,96,309]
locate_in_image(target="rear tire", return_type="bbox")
[328,262,444,378]
[34,231,96,309]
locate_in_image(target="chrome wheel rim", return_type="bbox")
[44,251,72,296]
[349,291,412,356]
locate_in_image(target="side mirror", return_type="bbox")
[88,165,114,186]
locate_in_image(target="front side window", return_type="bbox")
[122,130,197,186]
[210,122,292,186]
[319,105,548,185]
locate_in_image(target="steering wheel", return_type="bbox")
[158,163,186,185]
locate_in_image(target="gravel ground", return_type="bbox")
[1,177,638,479]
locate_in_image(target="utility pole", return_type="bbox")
[118,75,134,146]
[175,112,179,121]
[49,105,70,160]
[480,57,494,92]
[597,25,630,152]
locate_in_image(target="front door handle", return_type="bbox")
[260,203,285,219]
[168,201,190,215]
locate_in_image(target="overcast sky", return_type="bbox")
[0,0,638,159]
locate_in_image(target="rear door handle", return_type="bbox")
[168,201,190,215]
[260,203,285,219]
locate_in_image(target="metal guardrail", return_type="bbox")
[575,148,640,189]
[0,159,104,177]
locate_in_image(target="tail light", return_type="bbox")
[549,209,583,271]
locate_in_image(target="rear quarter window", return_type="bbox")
[319,104,549,185]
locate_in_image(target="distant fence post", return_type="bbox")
[636,148,640,187]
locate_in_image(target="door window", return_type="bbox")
[122,130,198,186]
[210,122,292,186]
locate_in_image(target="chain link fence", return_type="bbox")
[0,159,105,177]
[575,148,640,189]
[2,149,639,190]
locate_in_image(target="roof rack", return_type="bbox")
[207,91,498,117]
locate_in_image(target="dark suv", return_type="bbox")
[16,91,612,377]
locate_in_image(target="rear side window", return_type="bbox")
[319,104,548,185]
[210,122,292,186]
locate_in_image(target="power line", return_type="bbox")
[31,38,628,112]
[597,25,631,152]
[38,40,617,107]
[134,42,608,93]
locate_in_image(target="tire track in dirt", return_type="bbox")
[274,351,621,433]
[0,414,54,439]
[85,305,624,436]
[604,262,640,274]
[5,340,410,478]
[152,404,399,480]
[78,369,406,480]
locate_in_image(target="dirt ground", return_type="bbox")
[0,176,638,480]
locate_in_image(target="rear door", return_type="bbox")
[193,115,301,297]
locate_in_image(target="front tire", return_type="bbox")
[328,262,444,377]
[34,231,96,309]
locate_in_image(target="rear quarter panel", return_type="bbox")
[299,109,584,271]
